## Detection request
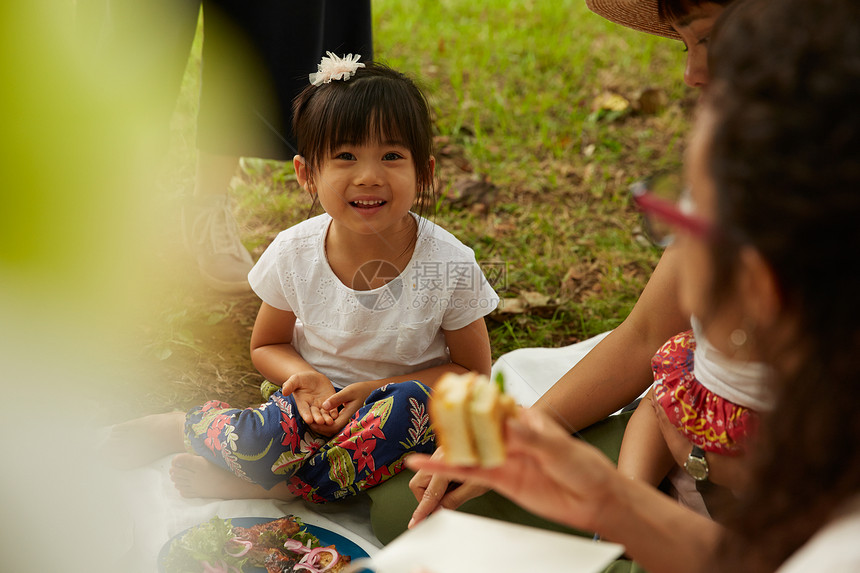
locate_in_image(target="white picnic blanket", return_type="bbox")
[491,331,612,407]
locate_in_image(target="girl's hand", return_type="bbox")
[317,381,375,435]
[281,371,339,429]
[651,392,753,491]
[406,408,616,533]
[407,448,490,528]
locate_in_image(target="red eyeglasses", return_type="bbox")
[630,173,715,248]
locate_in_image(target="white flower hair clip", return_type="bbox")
[309,52,366,86]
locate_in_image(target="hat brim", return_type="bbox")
[586,0,682,40]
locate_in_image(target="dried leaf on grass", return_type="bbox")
[560,261,603,302]
[589,87,668,122]
[444,174,499,211]
[435,136,474,174]
[634,87,668,115]
[495,290,558,317]
[592,91,631,113]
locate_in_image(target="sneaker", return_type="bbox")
[183,194,254,293]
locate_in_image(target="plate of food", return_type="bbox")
[158,515,370,573]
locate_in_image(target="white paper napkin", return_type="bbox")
[358,509,624,573]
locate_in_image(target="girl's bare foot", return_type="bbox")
[99,411,186,469]
[169,453,293,500]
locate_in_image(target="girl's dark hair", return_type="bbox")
[703,0,860,570]
[291,62,435,219]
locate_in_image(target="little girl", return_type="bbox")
[617,315,774,518]
[107,55,499,503]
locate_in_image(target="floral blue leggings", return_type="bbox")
[183,381,435,502]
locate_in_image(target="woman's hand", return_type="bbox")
[407,448,490,528]
[408,407,724,572]
[281,371,339,432]
[651,392,753,492]
[406,408,617,533]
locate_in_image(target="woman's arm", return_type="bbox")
[533,247,691,431]
[409,253,690,525]
[410,252,693,527]
[407,408,723,573]
[410,262,691,526]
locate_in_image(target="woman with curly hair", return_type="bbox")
[410,0,860,570]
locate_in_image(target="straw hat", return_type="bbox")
[585,0,682,40]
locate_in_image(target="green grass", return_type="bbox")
[364,0,691,349]
[140,0,693,413]
[377,0,687,173]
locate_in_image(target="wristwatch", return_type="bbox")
[684,445,710,481]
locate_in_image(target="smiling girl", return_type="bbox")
[105,56,498,503]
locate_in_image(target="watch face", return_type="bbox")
[685,455,709,481]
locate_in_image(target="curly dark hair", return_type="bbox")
[291,61,436,221]
[703,0,860,570]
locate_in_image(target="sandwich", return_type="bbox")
[430,372,517,467]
